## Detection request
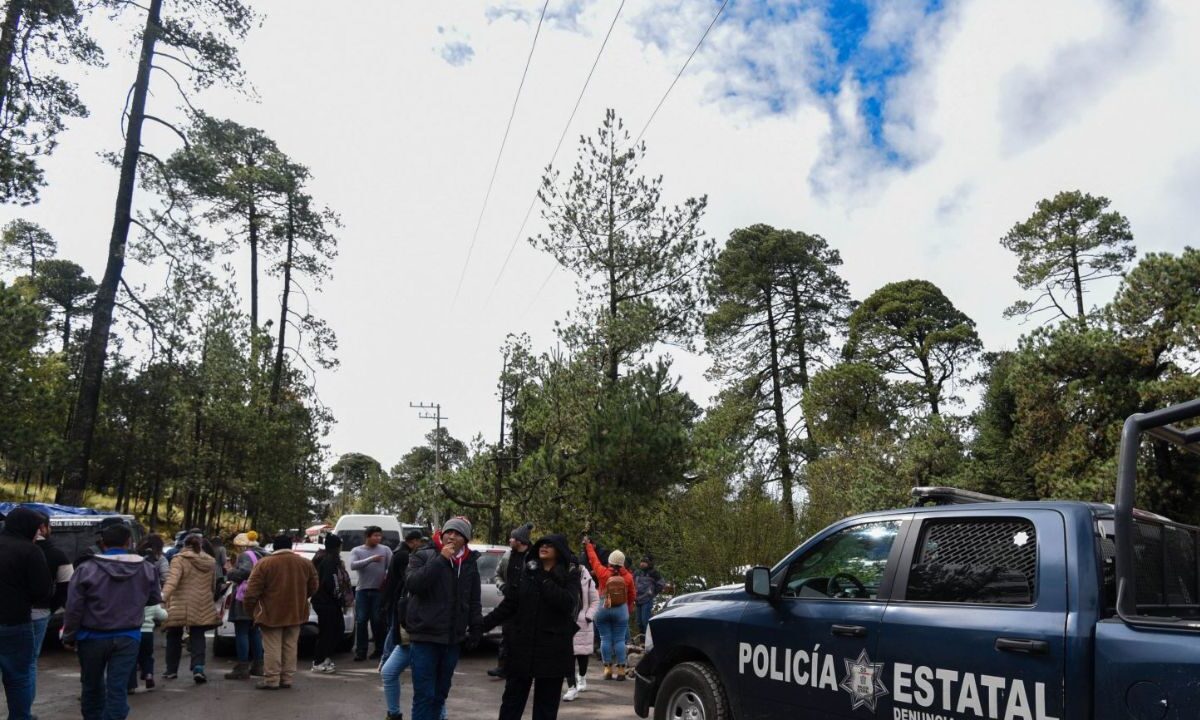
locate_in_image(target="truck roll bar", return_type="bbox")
[1115,398,1200,629]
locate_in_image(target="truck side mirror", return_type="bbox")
[745,566,772,600]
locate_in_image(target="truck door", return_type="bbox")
[738,517,909,719]
[878,510,1067,720]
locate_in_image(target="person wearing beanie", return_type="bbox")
[223,533,267,679]
[583,536,636,680]
[310,533,348,673]
[487,521,534,679]
[634,554,666,638]
[482,534,582,720]
[404,516,482,720]
[0,506,53,720]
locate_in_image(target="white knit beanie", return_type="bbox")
[608,550,625,567]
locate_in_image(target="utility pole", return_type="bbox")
[410,402,447,525]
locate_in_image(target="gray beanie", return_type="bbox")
[509,523,534,546]
[442,517,473,542]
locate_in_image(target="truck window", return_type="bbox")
[780,520,900,600]
[906,518,1037,605]
[1098,518,1200,618]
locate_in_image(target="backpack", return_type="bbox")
[605,573,628,608]
[234,549,260,602]
[333,562,354,609]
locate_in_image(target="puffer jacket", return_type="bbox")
[572,565,600,656]
[162,550,221,628]
[405,545,482,645]
[481,535,581,678]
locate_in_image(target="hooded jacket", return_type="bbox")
[405,543,482,645]
[481,534,582,677]
[635,564,666,605]
[162,550,221,628]
[63,551,162,644]
[573,565,601,656]
[0,507,52,625]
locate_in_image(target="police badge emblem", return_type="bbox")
[840,649,889,711]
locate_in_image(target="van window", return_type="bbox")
[906,518,1037,605]
[780,521,901,600]
[339,529,401,552]
[477,552,503,584]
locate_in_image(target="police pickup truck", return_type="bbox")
[635,400,1200,720]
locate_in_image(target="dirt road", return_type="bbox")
[30,640,640,719]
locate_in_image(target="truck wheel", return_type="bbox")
[654,661,730,720]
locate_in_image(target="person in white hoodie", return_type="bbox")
[563,565,600,702]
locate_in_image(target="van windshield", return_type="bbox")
[339,529,401,551]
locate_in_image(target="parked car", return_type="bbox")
[473,543,509,639]
[634,399,1200,720]
[214,542,353,656]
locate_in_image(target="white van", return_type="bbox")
[333,514,402,587]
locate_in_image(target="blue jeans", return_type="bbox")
[234,620,263,663]
[127,633,155,690]
[636,602,652,636]
[382,642,411,715]
[29,615,50,700]
[410,641,460,720]
[0,622,36,720]
[78,635,139,720]
[596,605,629,665]
[354,589,383,657]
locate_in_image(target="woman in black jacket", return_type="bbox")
[310,533,346,673]
[481,534,581,720]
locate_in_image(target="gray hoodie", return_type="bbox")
[63,552,162,644]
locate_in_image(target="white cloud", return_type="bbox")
[9,0,1198,466]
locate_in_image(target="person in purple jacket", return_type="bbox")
[63,522,162,720]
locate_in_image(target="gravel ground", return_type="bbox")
[29,636,640,720]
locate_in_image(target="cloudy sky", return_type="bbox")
[12,0,1199,469]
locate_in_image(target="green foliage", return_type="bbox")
[0,0,103,204]
[0,219,56,274]
[1000,190,1135,326]
[847,279,981,416]
[534,109,711,382]
[25,258,96,350]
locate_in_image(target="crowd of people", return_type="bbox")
[0,509,670,720]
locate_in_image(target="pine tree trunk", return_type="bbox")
[765,293,796,523]
[0,0,24,122]
[1069,245,1086,327]
[249,201,259,332]
[270,193,295,409]
[58,0,162,505]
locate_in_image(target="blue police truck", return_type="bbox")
[635,400,1200,720]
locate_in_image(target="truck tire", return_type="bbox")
[654,661,730,720]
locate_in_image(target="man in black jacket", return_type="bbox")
[0,506,53,720]
[405,517,482,720]
[379,529,424,662]
[488,522,532,678]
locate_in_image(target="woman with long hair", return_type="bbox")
[162,534,221,683]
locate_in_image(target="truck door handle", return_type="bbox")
[995,637,1049,655]
[832,624,867,638]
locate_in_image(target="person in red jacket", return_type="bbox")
[583,537,634,680]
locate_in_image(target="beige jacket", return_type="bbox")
[163,550,221,628]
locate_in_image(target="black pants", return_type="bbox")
[127,632,155,689]
[497,622,513,669]
[498,675,564,720]
[164,626,206,674]
[313,604,343,664]
[566,656,589,687]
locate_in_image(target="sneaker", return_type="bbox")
[254,681,278,690]
[322,661,337,674]
[353,654,367,662]
[311,661,325,673]
[144,675,156,690]
[162,672,177,680]
[563,685,580,702]
[193,670,207,684]
[486,667,506,679]
[577,675,587,692]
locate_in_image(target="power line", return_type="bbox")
[635,0,731,145]
[451,0,552,308]
[520,262,560,319]
[485,0,627,303]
